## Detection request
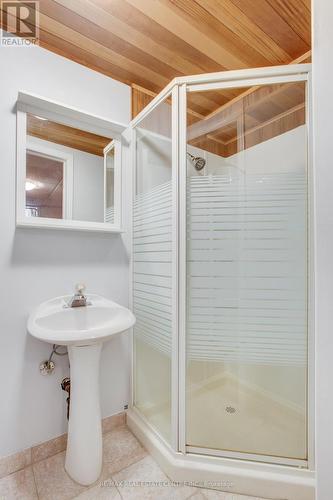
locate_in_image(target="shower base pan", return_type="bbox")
[127,408,315,500]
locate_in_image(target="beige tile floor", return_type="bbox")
[0,425,271,500]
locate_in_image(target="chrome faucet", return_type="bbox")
[68,284,89,308]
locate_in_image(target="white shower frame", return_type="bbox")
[127,63,315,500]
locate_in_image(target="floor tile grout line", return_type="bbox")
[32,447,67,468]
[110,471,125,500]
[107,459,208,500]
[29,422,128,482]
[185,490,200,499]
[67,438,148,499]
[0,466,28,480]
[115,482,125,500]
[4,429,169,498]
[107,456,162,500]
[29,423,126,468]
[0,415,126,481]
[1,438,271,500]
[30,462,40,500]
[27,426,148,500]
[107,448,149,477]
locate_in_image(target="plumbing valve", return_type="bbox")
[61,377,71,420]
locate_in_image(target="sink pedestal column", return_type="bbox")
[65,343,103,485]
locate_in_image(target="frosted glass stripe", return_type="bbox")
[133,174,307,367]
[105,206,114,223]
[133,182,173,354]
[187,174,307,366]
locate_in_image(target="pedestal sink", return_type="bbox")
[27,293,135,485]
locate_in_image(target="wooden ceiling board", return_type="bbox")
[1,0,311,123]
[39,1,234,114]
[194,0,291,63]
[39,30,164,92]
[41,0,182,82]
[124,0,249,69]
[266,0,311,45]
[161,0,273,67]
[56,0,222,75]
[38,12,170,90]
[230,0,310,57]
[91,0,225,74]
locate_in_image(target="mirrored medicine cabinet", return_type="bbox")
[16,92,125,232]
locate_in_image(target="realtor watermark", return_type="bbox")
[1,1,39,46]
[100,479,234,489]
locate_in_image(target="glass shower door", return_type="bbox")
[184,79,308,462]
[132,96,173,444]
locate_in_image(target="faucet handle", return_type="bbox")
[75,283,86,295]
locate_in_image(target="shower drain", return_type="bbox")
[225,405,236,414]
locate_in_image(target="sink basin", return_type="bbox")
[28,294,136,346]
[27,292,136,486]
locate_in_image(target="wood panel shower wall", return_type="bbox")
[132,85,156,120]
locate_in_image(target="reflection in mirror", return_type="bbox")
[25,114,113,223]
[26,151,64,219]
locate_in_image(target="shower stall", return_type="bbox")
[126,64,314,500]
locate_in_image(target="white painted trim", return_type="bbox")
[16,110,27,225]
[306,71,315,472]
[127,408,315,500]
[129,127,137,408]
[175,64,311,86]
[16,217,123,233]
[103,142,110,224]
[103,139,122,230]
[17,91,126,138]
[178,84,187,455]
[187,73,308,93]
[63,156,74,220]
[171,85,179,452]
[186,446,307,468]
[103,140,114,225]
[114,140,122,237]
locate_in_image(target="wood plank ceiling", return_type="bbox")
[1,0,311,156]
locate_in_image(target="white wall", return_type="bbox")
[187,126,307,180]
[0,43,131,456]
[71,149,104,223]
[136,132,171,194]
[313,1,333,498]
[225,125,307,175]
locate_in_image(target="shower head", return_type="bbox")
[187,152,206,171]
